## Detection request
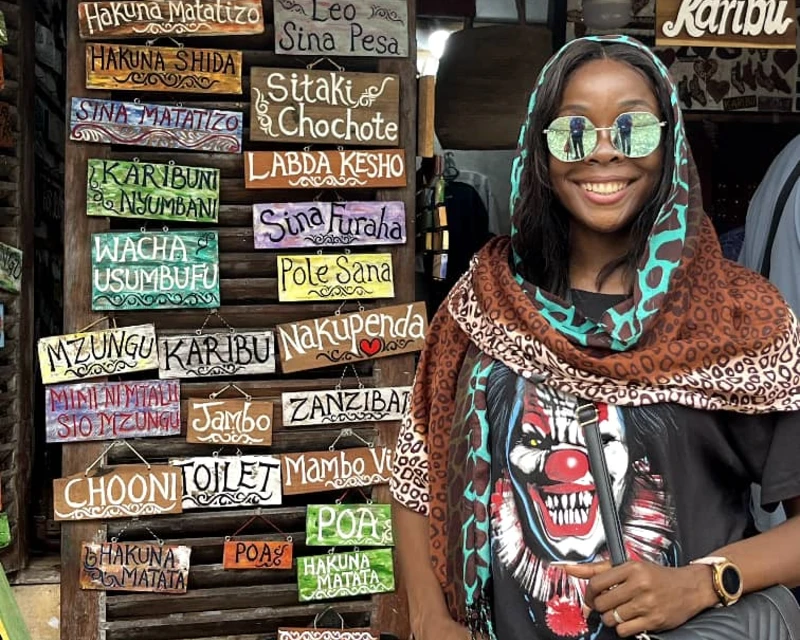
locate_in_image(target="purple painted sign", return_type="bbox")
[252,201,406,250]
[45,379,181,443]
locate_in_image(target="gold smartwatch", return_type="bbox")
[689,556,743,607]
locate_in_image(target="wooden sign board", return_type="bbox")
[0,304,4,349]
[45,379,181,443]
[0,12,7,46]
[253,201,406,250]
[0,514,10,549]
[0,102,13,148]
[87,159,220,223]
[282,386,411,427]
[281,447,392,496]
[86,44,242,94]
[80,542,190,594]
[0,51,5,91]
[279,630,377,640]
[91,231,220,311]
[275,0,409,57]
[0,241,21,293]
[158,330,276,379]
[297,549,395,602]
[306,504,394,547]
[53,465,183,521]
[245,150,406,189]
[656,0,797,48]
[71,97,243,153]
[171,455,282,509]
[187,398,273,446]
[223,540,293,570]
[278,253,394,302]
[277,302,427,374]
[250,68,399,146]
[38,324,159,385]
[78,0,265,39]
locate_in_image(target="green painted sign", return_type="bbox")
[0,514,9,549]
[0,559,31,640]
[92,231,220,311]
[306,504,393,547]
[297,548,395,602]
[0,13,7,47]
[87,159,220,223]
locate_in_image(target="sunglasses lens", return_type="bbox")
[618,111,663,158]
[546,116,597,162]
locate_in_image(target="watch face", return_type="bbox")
[721,565,742,596]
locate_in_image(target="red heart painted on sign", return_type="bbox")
[359,338,383,357]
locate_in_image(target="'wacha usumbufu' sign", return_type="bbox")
[281,447,393,496]
[297,549,395,602]
[80,541,191,594]
[87,159,220,223]
[45,379,180,443]
[250,67,399,146]
[158,330,276,379]
[278,253,394,302]
[187,398,273,446]
[306,503,394,547]
[70,97,243,153]
[282,386,411,427]
[223,539,293,570]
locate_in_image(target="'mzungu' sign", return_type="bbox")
[158,331,276,379]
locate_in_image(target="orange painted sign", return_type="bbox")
[222,539,293,570]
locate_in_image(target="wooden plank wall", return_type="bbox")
[61,1,416,638]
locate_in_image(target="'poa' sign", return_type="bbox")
[282,386,411,427]
[171,455,282,509]
[0,242,22,293]
[45,380,181,443]
[278,253,394,302]
[306,504,394,547]
[87,159,220,223]
[80,542,190,594]
[250,68,399,146]
[297,549,395,602]
[71,97,243,153]
[187,398,273,446]
[223,540,293,570]
[281,447,393,495]
[158,331,276,379]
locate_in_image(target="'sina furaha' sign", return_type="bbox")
[80,541,191,594]
[297,548,395,602]
[277,253,395,302]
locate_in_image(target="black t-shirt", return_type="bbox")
[489,291,800,640]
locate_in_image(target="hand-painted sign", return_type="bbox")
[275,0,409,57]
[171,455,282,509]
[86,44,242,93]
[187,398,273,446]
[245,150,406,189]
[306,504,394,547]
[0,304,4,348]
[250,68,399,146]
[91,231,220,311]
[0,241,21,293]
[279,630,377,640]
[38,324,159,385]
[253,201,406,249]
[0,51,5,91]
[281,447,392,496]
[158,331,276,379]
[78,0,266,39]
[53,465,183,521]
[0,12,7,46]
[87,159,220,223]
[70,97,243,153]
[297,549,395,602]
[277,302,427,373]
[45,379,181,443]
[0,102,13,148]
[223,540,293,570]
[0,514,9,549]
[282,386,411,427]
[80,542,191,594]
[278,253,394,302]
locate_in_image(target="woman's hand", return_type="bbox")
[412,613,473,640]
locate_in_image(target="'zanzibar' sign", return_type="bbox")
[282,386,411,427]
[297,549,395,602]
[250,68,399,146]
[306,503,394,547]
[187,398,273,446]
[87,159,220,223]
[80,542,191,594]
[281,447,393,495]
[278,253,394,302]
[158,330,276,379]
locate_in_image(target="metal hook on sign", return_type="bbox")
[313,606,345,630]
[306,57,344,72]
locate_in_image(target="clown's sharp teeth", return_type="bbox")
[569,493,576,508]
[557,511,563,525]
[561,495,568,509]
[565,510,572,525]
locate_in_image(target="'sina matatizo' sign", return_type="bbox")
[278,253,394,302]
[297,549,395,602]
[277,302,427,373]
[245,150,406,189]
[275,0,409,57]
[92,231,220,311]
[0,241,22,293]
[306,504,394,547]
[71,97,243,153]
[158,331,276,379]
[87,159,220,223]
[78,0,265,39]
[281,447,393,495]
[37,324,159,385]
[250,68,399,146]
[187,398,273,446]
[45,379,181,443]
[253,201,406,249]
[80,541,191,594]
[282,386,411,427]
[86,44,243,93]
[223,540,293,570]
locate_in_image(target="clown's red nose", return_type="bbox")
[544,449,589,483]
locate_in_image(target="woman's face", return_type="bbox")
[548,58,664,237]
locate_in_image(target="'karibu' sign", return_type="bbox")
[46,379,181,443]
[70,97,243,153]
[306,504,394,547]
[277,302,427,373]
[187,398,273,446]
[80,541,191,594]
[0,242,22,293]
[281,447,393,496]
[158,330,276,379]
[278,253,394,302]
[297,549,395,602]
[282,386,411,427]
[87,159,220,223]
[223,540,293,570]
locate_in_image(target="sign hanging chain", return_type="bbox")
[84,440,152,476]
[196,308,236,335]
[335,364,365,392]
[111,517,165,546]
[329,428,374,451]
[225,508,293,542]
[209,383,252,401]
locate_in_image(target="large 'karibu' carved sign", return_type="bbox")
[80,541,191,594]
[158,330,276,379]
[277,253,394,302]
[187,398,273,446]
[282,386,411,427]
[281,447,392,495]
[297,549,395,602]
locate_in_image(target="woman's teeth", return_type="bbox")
[582,182,627,194]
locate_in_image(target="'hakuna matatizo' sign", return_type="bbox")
[282,386,411,427]
[297,549,395,602]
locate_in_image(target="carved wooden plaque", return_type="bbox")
[297,549,395,602]
[278,253,394,302]
[281,386,411,427]
[186,398,273,446]
[281,447,392,496]
[223,540,293,570]
[158,331,276,379]
[306,504,394,547]
[80,541,191,593]
[0,241,22,292]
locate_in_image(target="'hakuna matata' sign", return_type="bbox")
[277,253,394,302]
[297,549,395,602]
[187,398,273,446]
[158,331,276,379]
[80,541,191,594]
[281,447,393,495]
[306,503,394,547]
[282,386,411,427]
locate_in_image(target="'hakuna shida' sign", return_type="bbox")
[253,201,406,249]
[87,159,220,223]
[275,0,409,57]
[0,241,22,293]
[297,549,395,602]
[171,455,282,509]
[277,302,427,373]
[282,386,411,427]
[223,540,293,570]
[54,465,183,521]
[158,331,276,379]
[279,630,376,640]
[71,97,243,153]
[38,324,158,385]
[306,504,394,547]
[278,253,394,302]
[92,231,220,311]
[86,44,242,93]
[187,398,273,446]
[281,447,392,495]
[80,542,190,594]
[250,68,399,146]
[45,379,180,443]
